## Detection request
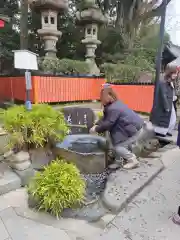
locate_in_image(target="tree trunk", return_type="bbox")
[20,0,28,49]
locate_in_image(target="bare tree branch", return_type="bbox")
[143,0,172,19]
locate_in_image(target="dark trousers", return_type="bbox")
[173,99,177,114]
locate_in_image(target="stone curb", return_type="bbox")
[102,160,164,213]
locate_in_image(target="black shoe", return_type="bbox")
[155,133,166,137]
[167,133,172,137]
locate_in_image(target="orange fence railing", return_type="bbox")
[34,76,105,103]
[0,75,154,113]
[112,84,154,113]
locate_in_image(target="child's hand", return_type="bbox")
[89,125,97,134]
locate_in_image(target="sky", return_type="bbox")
[166,0,180,45]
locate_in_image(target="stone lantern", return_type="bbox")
[29,0,68,58]
[76,0,106,75]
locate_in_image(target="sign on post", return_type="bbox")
[13,50,38,70]
[25,71,32,90]
[13,50,38,110]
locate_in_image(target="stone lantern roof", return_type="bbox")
[28,0,68,11]
[0,14,10,22]
[76,0,107,25]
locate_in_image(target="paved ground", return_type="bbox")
[0,189,72,240]
[0,148,178,240]
[93,150,180,240]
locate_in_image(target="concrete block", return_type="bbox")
[6,151,31,171]
[12,151,30,163]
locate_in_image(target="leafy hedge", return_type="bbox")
[1,104,69,150]
[123,55,154,72]
[100,62,142,83]
[39,58,90,75]
[38,56,154,83]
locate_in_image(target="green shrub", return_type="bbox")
[123,54,154,72]
[39,58,89,75]
[27,160,86,217]
[2,104,69,149]
[101,62,141,83]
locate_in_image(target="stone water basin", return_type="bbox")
[53,134,108,174]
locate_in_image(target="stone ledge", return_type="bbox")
[13,167,36,187]
[102,158,164,213]
[14,206,103,239]
[0,163,21,195]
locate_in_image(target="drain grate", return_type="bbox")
[82,169,111,201]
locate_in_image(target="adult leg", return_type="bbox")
[153,126,168,137]
[173,99,177,114]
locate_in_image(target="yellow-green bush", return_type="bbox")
[27,160,86,217]
[1,104,69,149]
[96,111,103,120]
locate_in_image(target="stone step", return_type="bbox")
[0,162,21,195]
[102,157,164,213]
[109,149,180,240]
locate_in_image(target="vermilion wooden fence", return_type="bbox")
[0,75,154,113]
[111,84,154,113]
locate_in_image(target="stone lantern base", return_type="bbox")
[86,57,100,76]
[82,39,101,76]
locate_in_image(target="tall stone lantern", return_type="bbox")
[29,0,68,58]
[76,0,106,75]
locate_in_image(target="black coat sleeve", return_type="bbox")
[159,82,169,111]
[95,117,103,126]
[95,109,120,133]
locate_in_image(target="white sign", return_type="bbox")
[13,50,38,70]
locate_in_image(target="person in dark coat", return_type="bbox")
[90,87,144,170]
[177,121,180,147]
[172,121,180,225]
[150,65,178,137]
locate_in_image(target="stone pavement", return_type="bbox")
[0,189,72,240]
[0,147,177,240]
[0,188,105,240]
[0,208,71,240]
[93,148,180,240]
